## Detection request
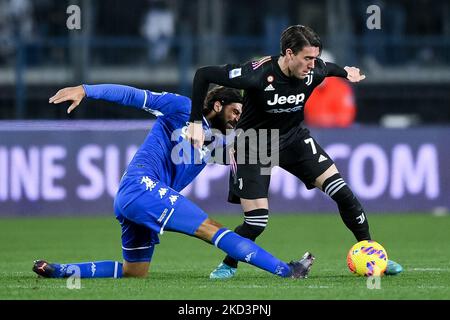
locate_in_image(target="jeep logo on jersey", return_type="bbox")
[267,93,305,106]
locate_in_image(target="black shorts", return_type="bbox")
[228,131,335,204]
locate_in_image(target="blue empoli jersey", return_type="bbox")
[83,84,227,191]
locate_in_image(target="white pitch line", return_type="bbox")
[409,268,450,271]
[4,285,70,289]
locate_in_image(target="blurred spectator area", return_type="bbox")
[0,0,449,124]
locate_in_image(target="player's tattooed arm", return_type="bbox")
[49,85,86,114]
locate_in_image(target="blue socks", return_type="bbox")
[211,228,292,277]
[45,229,292,278]
[50,260,123,278]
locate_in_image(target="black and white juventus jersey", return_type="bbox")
[190,55,347,145]
[226,56,330,136]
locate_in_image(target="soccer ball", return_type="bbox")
[347,240,388,276]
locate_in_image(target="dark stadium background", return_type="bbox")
[1,0,449,123]
[0,0,449,301]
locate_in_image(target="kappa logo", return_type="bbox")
[238,178,243,190]
[141,176,157,191]
[275,265,285,275]
[158,187,168,199]
[169,195,179,205]
[91,262,96,277]
[245,252,256,262]
[264,84,275,91]
[60,264,68,274]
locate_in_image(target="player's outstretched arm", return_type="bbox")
[49,83,145,114]
[325,62,366,83]
[344,66,366,82]
[49,85,86,114]
[50,84,190,116]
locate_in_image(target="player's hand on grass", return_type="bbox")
[186,122,205,148]
[344,66,366,82]
[49,85,86,114]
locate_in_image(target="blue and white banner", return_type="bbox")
[0,121,448,216]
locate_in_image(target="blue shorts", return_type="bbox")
[114,173,208,262]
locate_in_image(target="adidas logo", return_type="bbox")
[318,154,328,163]
[264,84,275,91]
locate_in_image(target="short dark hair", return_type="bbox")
[280,25,322,56]
[203,86,243,112]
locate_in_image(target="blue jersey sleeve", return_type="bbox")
[82,84,191,116]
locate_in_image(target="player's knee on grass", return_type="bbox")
[123,261,150,278]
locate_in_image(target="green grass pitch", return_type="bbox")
[1,214,449,300]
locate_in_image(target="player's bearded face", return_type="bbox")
[211,103,242,134]
[289,46,320,79]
